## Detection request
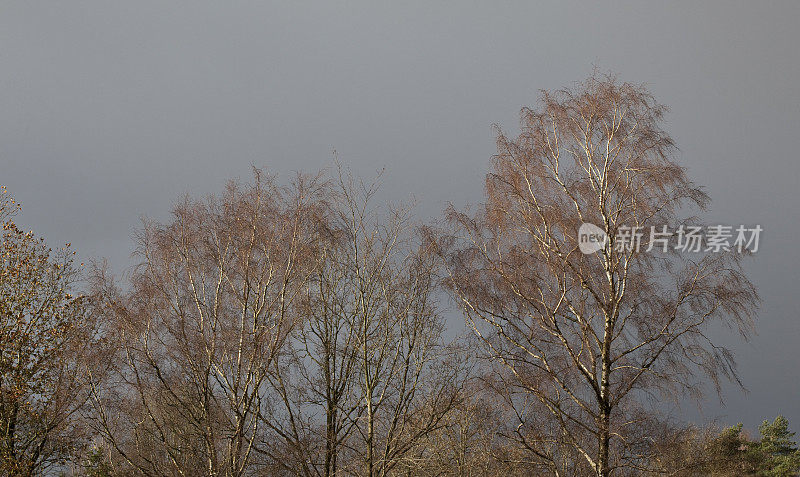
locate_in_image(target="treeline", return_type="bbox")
[1,75,796,476]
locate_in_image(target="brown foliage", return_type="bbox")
[0,187,98,476]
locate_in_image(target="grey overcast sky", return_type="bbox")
[1,1,798,430]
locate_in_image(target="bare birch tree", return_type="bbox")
[336,176,462,477]
[89,171,329,476]
[263,170,464,477]
[426,74,758,476]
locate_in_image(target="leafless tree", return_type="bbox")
[426,74,758,476]
[264,169,464,477]
[256,194,361,477]
[89,170,330,476]
[402,376,505,477]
